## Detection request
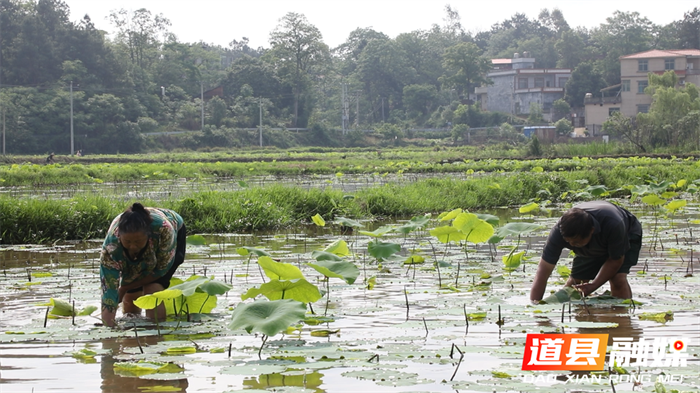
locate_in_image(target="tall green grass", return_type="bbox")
[3,163,698,244]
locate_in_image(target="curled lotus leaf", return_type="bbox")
[229,299,307,337]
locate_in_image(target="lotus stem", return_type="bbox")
[367,354,379,362]
[154,302,161,335]
[561,304,565,323]
[228,343,232,358]
[324,278,330,316]
[72,300,76,326]
[258,335,268,359]
[611,378,616,393]
[463,304,469,335]
[44,307,49,328]
[449,344,464,381]
[422,317,428,337]
[404,286,409,319]
[198,295,210,314]
[134,323,144,354]
[577,288,591,316]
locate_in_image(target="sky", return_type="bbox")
[62,0,697,49]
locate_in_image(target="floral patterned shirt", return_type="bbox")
[100,208,183,312]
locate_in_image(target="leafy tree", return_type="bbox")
[527,103,544,125]
[267,12,330,127]
[676,8,700,49]
[603,111,647,152]
[440,42,491,99]
[109,8,171,69]
[403,84,438,118]
[554,118,573,135]
[591,11,656,85]
[564,62,606,107]
[552,99,571,121]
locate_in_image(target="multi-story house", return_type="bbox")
[475,53,572,122]
[585,49,700,134]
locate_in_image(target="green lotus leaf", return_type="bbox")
[430,226,466,244]
[133,289,182,310]
[198,280,233,296]
[641,194,666,206]
[404,255,425,265]
[556,265,571,279]
[476,213,499,226]
[322,239,350,256]
[185,234,207,245]
[453,212,494,243]
[367,241,401,260]
[77,306,98,316]
[493,222,543,239]
[503,250,525,270]
[241,279,322,303]
[358,225,394,238]
[307,259,360,284]
[333,216,363,228]
[229,299,307,337]
[395,215,430,234]
[258,256,304,280]
[311,250,344,261]
[311,213,325,227]
[519,202,539,213]
[236,247,271,257]
[439,208,463,221]
[665,199,687,212]
[168,276,209,297]
[539,287,582,304]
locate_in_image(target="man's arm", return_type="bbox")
[574,256,624,297]
[530,259,556,303]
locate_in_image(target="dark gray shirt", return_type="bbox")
[541,201,642,265]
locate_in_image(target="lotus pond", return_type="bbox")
[1,200,699,393]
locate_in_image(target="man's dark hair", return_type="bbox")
[118,203,153,234]
[558,208,593,238]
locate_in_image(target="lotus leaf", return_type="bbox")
[367,241,401,260]
[333,216,363,228]
[311,214,325,227]
[358,225,394,238]
[307,259,360,284]
[185,234,207,245]
[503,250,525,271]
[539,287,582,304]
[236,247,272,257]
[241,279,322,303]
[439,208,463,221]
[430,226,466,243]
[258,256,304,280]
[311,250,344,262]
[453,212,493,243]
[229,299,307,337]
[519,202,539,213]
[323,239,350,256]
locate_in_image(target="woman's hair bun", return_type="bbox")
[131,202,146,212]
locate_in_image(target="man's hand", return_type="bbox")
[573,282,597,297]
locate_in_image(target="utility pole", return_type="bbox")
[200,81,204,130]
[355,90,361,128]
[381,97,385,123]
[259,97,263,147]
[2,109,5,156]
[341,83,350,135]
[70,81,74,155]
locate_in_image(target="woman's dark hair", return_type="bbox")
[118,203,153,234]
[558,208,593,238]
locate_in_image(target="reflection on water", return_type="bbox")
[100,336,189,393]
[243,370,325,392]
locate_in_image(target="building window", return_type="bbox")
[559,77,569,88]
[534,78,544,88]
[638,80,648,93]
[665,59,675,70]
[622,80,630,92]
[638,60,648,71]
[637,105,649,114]
[609,108,620,116]
[518,78,528,89]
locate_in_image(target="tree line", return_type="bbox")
[0,0,698,154]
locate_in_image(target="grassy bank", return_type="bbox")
[2,163,696,244]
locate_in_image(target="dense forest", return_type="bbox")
[0,0,698,154]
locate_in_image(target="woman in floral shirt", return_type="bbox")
[100,203,186,327]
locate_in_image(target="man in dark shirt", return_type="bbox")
[530,201,643,302]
